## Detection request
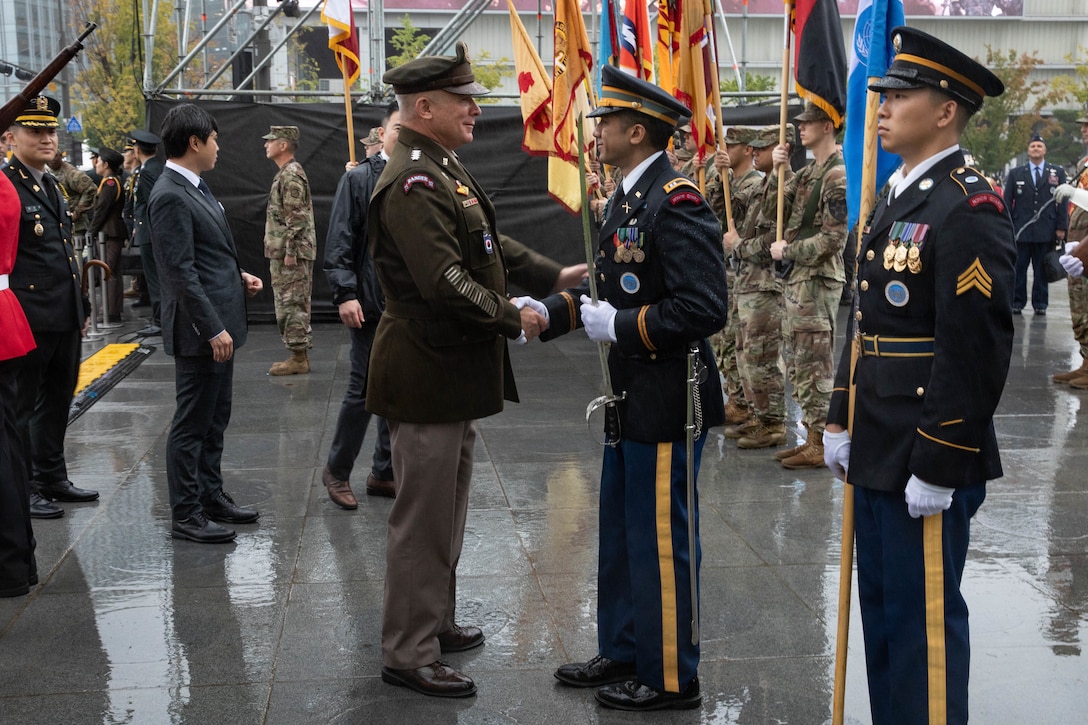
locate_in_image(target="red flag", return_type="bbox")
[321,0,359,86]
[620,0,655,82]
[793,0,847,128]
[675,0,716,164]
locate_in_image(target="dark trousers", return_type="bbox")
[0,361,36,596]
[1013,241,1051,311]
[597,437,703,693]
[166,355,234,520]
[13,329,80,483]
[103,238,123,319]
[854,483,986,725]
[138,240,161,325]
[325,321,391,482]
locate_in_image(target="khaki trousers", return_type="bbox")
[382,419,476,669]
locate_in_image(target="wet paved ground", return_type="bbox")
[1,290,1086,725]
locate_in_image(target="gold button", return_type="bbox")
[649,353,657,360]
[855,310,863,321]
[599,273,605,282]
[866,250,875,261]
[916,386,925,396]
[72,273,77,279]
[860,280,869,292]
[29,284,35,290]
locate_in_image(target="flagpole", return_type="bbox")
[775,1,793,240]
[341,64,356,164]
[704,0,731,229]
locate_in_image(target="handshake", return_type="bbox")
[512,295,620,345]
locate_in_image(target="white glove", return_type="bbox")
[1066,241,1080,255]
[512,296,550,324]
[1060,254,1084,278]
[904,475,954,519]
[822,429,851,479]
[1054,183,1075,204]
[579,294,618,343]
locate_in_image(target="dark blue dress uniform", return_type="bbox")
[541,68,727,698]
[826,27,1014,725]
[1003,148,1067,312]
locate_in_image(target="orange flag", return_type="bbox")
[552,0,593,164]
[656,0,679,96]
[675,0,716,164]
[508,0,551,155]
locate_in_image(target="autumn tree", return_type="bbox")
[68,0,177,150]
[961,47,1065,176]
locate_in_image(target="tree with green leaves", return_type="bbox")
[719,72,776,106]
[960,47,1065,176]
[68,0,177,150]
[387,16,431,69]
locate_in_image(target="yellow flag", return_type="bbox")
[508,1,552,155]
[675,0,716,164]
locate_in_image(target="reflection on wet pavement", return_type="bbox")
[0,300,1086,724]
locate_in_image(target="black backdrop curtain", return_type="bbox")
[145,100,801,322]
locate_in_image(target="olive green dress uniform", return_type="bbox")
[367,123,560,671]
[264,156,316,352]
[764,145,847,439]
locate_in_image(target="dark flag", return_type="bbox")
[793,0,848,128]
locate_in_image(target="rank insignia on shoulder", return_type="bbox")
[664,177,700,195]
[968,192,1005,213]
[670,191,702,206]
[410,149,422,161]
[403,174,435,193]
[956,258,993,298]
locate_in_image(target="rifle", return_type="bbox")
[0,22,97,131]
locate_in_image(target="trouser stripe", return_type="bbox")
[655,442,679,692]
[924,512,948,725]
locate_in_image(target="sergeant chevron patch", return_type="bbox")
[955,258,993,298]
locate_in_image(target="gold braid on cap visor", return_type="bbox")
[893,53,986,100]
[14,114,58,127]
[597,86,678,125]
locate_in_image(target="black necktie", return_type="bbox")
[197,178,221,214]
[1035,166,1042,187]
[44,174,59,210]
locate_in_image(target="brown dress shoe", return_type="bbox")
[365,472,395,498]
[381,661,477,698]
[437,624,485,652]
[322,467,358,510]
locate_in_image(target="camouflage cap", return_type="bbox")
[724,126,757,145]
[794,102,833,125]
[749,125,796,148]
[361,127,382,146]
[383,41,489,96]
[262,126,300,142]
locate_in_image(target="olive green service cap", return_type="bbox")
[383,41,489,96]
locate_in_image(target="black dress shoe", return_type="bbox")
[1034,308,1046,316]
[171,512,236,543]
[37,480,99,502]
[595,677,702,711]
[381,661,477,698]
[554,655,637,688]
[1012,308,1022,314]
[202,490,259,524]
[29,492,64,519]
[438,624,484,653]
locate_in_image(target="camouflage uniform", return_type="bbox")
[265,157,316,351]
[1067,153,1088,367]
[52,162,96,236]
[765,150,847,438]
[735,164,789,429]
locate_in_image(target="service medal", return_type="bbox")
[632,248,645,263]
[614,246,624,263]
[907,245,921,273]
[34,221,44,236]
[893,245,908,272]
[883,244,896,270]
[621,247,633,263]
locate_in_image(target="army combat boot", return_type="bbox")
[774,433,808,461]
[269,350,310,376]
[781,429,824,470]
[723,417,758,439]
[724,398,749,426]
[737,421,787,450]
[1053,358,1088,383]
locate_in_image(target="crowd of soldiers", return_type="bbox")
[589,104,848,469]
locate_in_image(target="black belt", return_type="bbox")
[860,335,935,357]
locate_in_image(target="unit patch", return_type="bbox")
[403,174,435,193]
[670,191,702,206]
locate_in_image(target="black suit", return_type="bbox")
[134,157,164,323]
[1004,160,1067,311]
[149,165,249,520]
[4,157,86,486]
